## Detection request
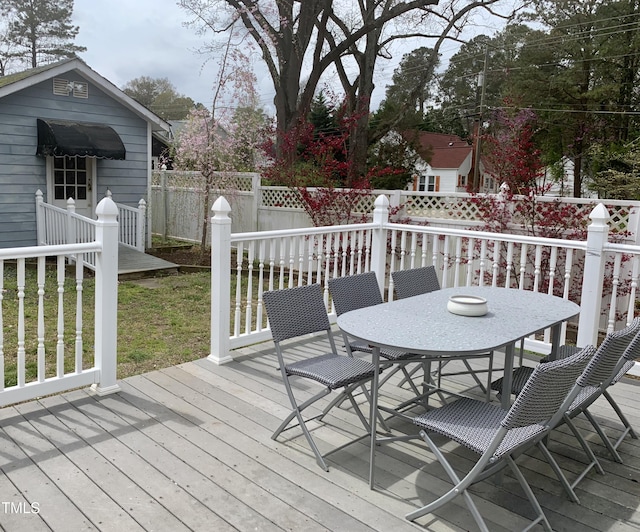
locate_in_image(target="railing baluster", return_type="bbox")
[442,235,450,288]
[75,254,84,372]
[607,252,623,333]
[234,242,243,337]
[504,242,514,288]
[466,237,474,287]
[17,258,26,387]
[245,242,254,335]
[56,255,65,377]
[626,254,639,326]
[37,256,46,382]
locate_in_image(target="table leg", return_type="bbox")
[369,345,380,489]
[548,323,562,361]
[501,343,515,409]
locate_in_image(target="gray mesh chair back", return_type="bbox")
[406,345,595,530]
[329,272,383,315]
[391,266,440,300]
[559,317,640,470]
[263,283,378,471]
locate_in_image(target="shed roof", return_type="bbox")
[0,56,170,133]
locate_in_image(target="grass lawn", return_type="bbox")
[1,264,217,387]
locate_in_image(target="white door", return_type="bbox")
[47,155,96,218]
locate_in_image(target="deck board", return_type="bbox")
[1,333,640,531]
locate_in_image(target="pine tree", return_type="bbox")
[1,0,85,69]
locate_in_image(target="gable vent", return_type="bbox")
[52,78,89,98]
[53,77,70,95]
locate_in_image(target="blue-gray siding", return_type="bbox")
[0,71,151,248]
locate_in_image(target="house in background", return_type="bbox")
[0,56,170,248]
[401,131,496,194]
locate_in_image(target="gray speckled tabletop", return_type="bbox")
[337,286,580,355]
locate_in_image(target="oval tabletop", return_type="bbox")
[336,286,580,355]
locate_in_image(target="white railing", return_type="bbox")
[0,197,120,407]
[36,190,146,260]
[209,195,640,373]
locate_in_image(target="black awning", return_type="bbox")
[36,118,126,159]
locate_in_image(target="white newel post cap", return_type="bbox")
[96,196,119,223]
[212,196,232,220]
[589,203,610,228]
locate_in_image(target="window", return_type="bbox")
[53,156,88,201]
[418,175,426,191]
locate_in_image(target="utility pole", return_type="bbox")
[472,48,488,192]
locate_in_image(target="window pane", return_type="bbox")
[54,171,64,184]
[77,157,86,170]
[53,157,64,169]
[77,187,87,200]
[66,186,76,199]
[77,173,86,185]
[66,156,75,169]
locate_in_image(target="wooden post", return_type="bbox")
[91,196,121,395]
[209,196,233,365]
[576,203,610,347]
[370,194,390,297]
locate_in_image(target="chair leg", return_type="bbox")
[603,389,638,440]
[536,440,581,504]
[406,431,490,532]
[563,416,605,481]
[505,455,553,532]
[583,409,624,463]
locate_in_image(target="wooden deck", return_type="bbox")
[1,332,640,531]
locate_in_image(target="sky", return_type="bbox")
[71,0,513,117]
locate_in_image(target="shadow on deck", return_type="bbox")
[1,334,639,531]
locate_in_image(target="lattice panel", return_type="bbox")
[404,194,481,220]
[261,187,303,209]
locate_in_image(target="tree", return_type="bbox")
[482,104,544,196]
[122,76,200,120]
[589,140,640,199]
[0,0,85,70]
[383,47,437,115]
[179,0,510,179]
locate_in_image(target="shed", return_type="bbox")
[0,56,171,248]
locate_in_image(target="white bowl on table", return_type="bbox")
[447,295,488,317]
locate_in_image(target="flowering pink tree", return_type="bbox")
[173,32,266,256]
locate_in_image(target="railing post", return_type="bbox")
[209,196,233,365]
[370,194,390,295]
[67,197,76,245]
[91,196,121,395]
[35,189,44,245]
[576,203,610,347]
[137,198,147,251]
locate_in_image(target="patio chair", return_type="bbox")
[328,272,444,410]
[543,321,640,496]
[406,344,596,531]
[554,318,640,470]
[262,283,379,471]
[391,266,494,398]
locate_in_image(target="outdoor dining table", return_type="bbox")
[336,285,581,488]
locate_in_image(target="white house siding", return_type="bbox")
[0,72,149,248]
